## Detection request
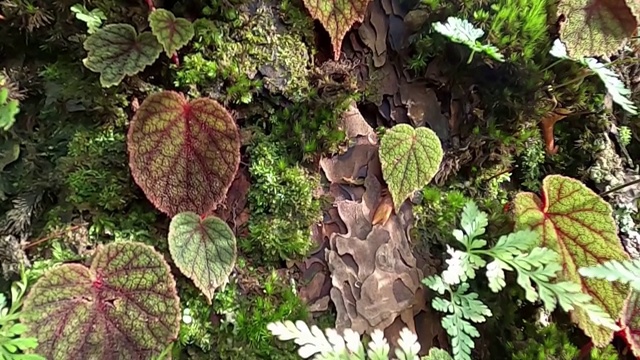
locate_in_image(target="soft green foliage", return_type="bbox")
[0,88,19,131]
[424,348,453,360]
[83,24,162,87]
[70,4,106,34]
[413,186,469,243]
[432,17,504,63]
[619,126,632,147]
[243,135,321,263]
[550,39,637,115]
[487,0,547,61]
[168,212,237,303]
[514,175,629,345]
[269,320,424,359]
[59,127,133,212]
[21,242,180,360]
[508,323,618,360]
[0,272,44,360]
[579,258,640,291]
[425,201,617,360]
[379,124,444,209]
[127,91,241,217]
[423,276,491,360]
[148,9,194,56]
[519,135,545,191]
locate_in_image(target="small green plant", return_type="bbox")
[379,124,444,209]
[424,200,616,360]
[432,17,504,63]
[0,88,19,131]
[70,4,106,34]
[148,9,194,57]
[0,271,44,360]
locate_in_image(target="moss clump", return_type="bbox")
[413,186,469,244]
[176,3,312,103]
[176,271,307,359]
[241,133,321,264]
[57,126,133,212]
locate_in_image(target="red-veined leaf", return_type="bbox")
[148,9,194,56]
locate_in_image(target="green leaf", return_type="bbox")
[70,4,106,34]
[432,17,504,62]
[20,242,180,360]
[0,88,19,131]
[621,291,640,357]
[301,0,372,60]
[514,175,629,346]
[168,212,237,303]
[579,258,640,291]
[379,124,443,209]
[149,9,194,56]
[83,24,162,87]
[127,91,241,217]
[424,348,453,360]
[557,0,639,58]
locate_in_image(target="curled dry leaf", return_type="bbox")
[540,109,569,155]
[371,187,394,226]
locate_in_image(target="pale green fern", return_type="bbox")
[425,201,617,360]
[579,258,640,291]
[432,17,504,63]
[550,39,637,115]
[268,320,443,360]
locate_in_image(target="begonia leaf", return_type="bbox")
[379,124,444,209]
[149,9,194,56]
[514,175,629,346]
[168,212,236,303]
[621,291,640,357]
[127,91,241,217]
[20,242,180,360]
[302,0,373,60]
[557,0,639,57]
[83,24,162,87]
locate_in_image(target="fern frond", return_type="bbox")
[579,258,640,292]
[432,17,504,62]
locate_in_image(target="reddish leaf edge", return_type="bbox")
[127,90,241,218]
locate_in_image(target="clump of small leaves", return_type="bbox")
[127,90,241,217]
[0,88,19,131]
[70,4,106,34]
[550,39,638,114]
[268,320,427,359]
[0,271,44,360]
[424,200,617,360]
[83,24,162,87]
[432,17,504,63]
[168,212,236,303]
[20,242,181,359]
[301,0,371,60]
[148,9,194,57]
[379,124,444,209]
[514,175,629,346]
[556,0,638,58]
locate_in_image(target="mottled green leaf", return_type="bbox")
[0,88,19,131]
[168,212,236,303]
[514,175,629,346]
[83,24,162,87]
[149,9,194,56]
[127,91,241,217]
[558,0,639,57]
[621,291,640,357]
[379,124,443,209]
[302,0,372,60]
[20,242,180,360]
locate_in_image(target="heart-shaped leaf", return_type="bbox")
[20,242,180,360]
[127,91,241,217]
[168,212,236,303]
[379,124,444,209]
[149,9,194,56]
[83,24,162,87]
[557,0,639,57]
[514,175,629,346]
[621,291,640,357]
[302,0,373,60]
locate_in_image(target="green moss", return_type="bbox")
[176,3,312,103]
[58,126,133,212]
[176,271,307,359]
[413,186,470,244]
[241,134,321,264]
